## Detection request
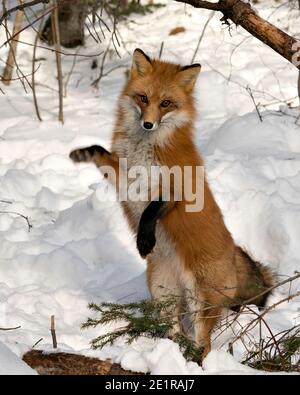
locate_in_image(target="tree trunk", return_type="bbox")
[41,0,89,48]
[1,1,24,85]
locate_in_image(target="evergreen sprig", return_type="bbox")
[82,297,202,362]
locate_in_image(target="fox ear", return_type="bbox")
[178,63,201,92]
[131,48,152,77]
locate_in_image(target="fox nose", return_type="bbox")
[143,122,153,130]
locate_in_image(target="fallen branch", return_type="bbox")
[23,350,142,375]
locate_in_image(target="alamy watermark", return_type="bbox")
[96,158,205,213]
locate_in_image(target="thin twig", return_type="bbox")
[246,304,285,366]
[246,85,263,122]
[0,0,49,26]
[231,290,300,348]
[158,41,164,59]
[175,0,220,11]
[32,338,43,349]
[0,5,53,50]
[1,64,41,82]
[31,6,45,121]
[91,41,110,88]
[241,271,300,307]
[0,211,32,231]
[260,291,300,319]
[87,14,102,43]
[50,315,57,349]
[10,39,104,58]
[63,48,80,97]
[242,324,300,364]
[191,11,214,63]
[0,199,12,204]
[0,325,21,331]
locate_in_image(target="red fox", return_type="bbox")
[70,49,274,359]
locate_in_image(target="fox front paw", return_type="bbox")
[137,228,156,259]
[69,145,109,163]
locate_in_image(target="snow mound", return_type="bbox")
[0,341,36,375]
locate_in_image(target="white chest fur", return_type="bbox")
[112,134,160,227]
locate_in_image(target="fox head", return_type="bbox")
[120,49,201,143]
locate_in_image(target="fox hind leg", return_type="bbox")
[185,287,222,360]
[195,305,222,359]
[147,256,182,337]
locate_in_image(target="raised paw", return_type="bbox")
[136,228,156,259]
[69,145,110,163]
[69,147,92,163]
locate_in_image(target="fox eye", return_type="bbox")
[161,100,171,108]
[140,95,148,103]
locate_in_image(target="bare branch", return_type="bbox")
[0,199,12,204]
[0,0,50,26]
[32,338,43,349]
[176,0,220,11]
[0,325,21,331]
[246,86,263,122]
[176,0,300,70]
[10,39,104,58]
[0,5,53,49]
[0,211,32,231]
[191,10,214,63]
[1,0,24,85]
[32,14,44,121]
[51,0,63,123]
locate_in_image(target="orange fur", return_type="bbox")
[70,49,275,361]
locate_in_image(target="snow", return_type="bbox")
[0,0,299,375]
[0,341,36,375]
[205,110,300,290]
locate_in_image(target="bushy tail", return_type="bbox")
[234,247,276,310]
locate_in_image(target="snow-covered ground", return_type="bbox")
[0,0,299,374]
